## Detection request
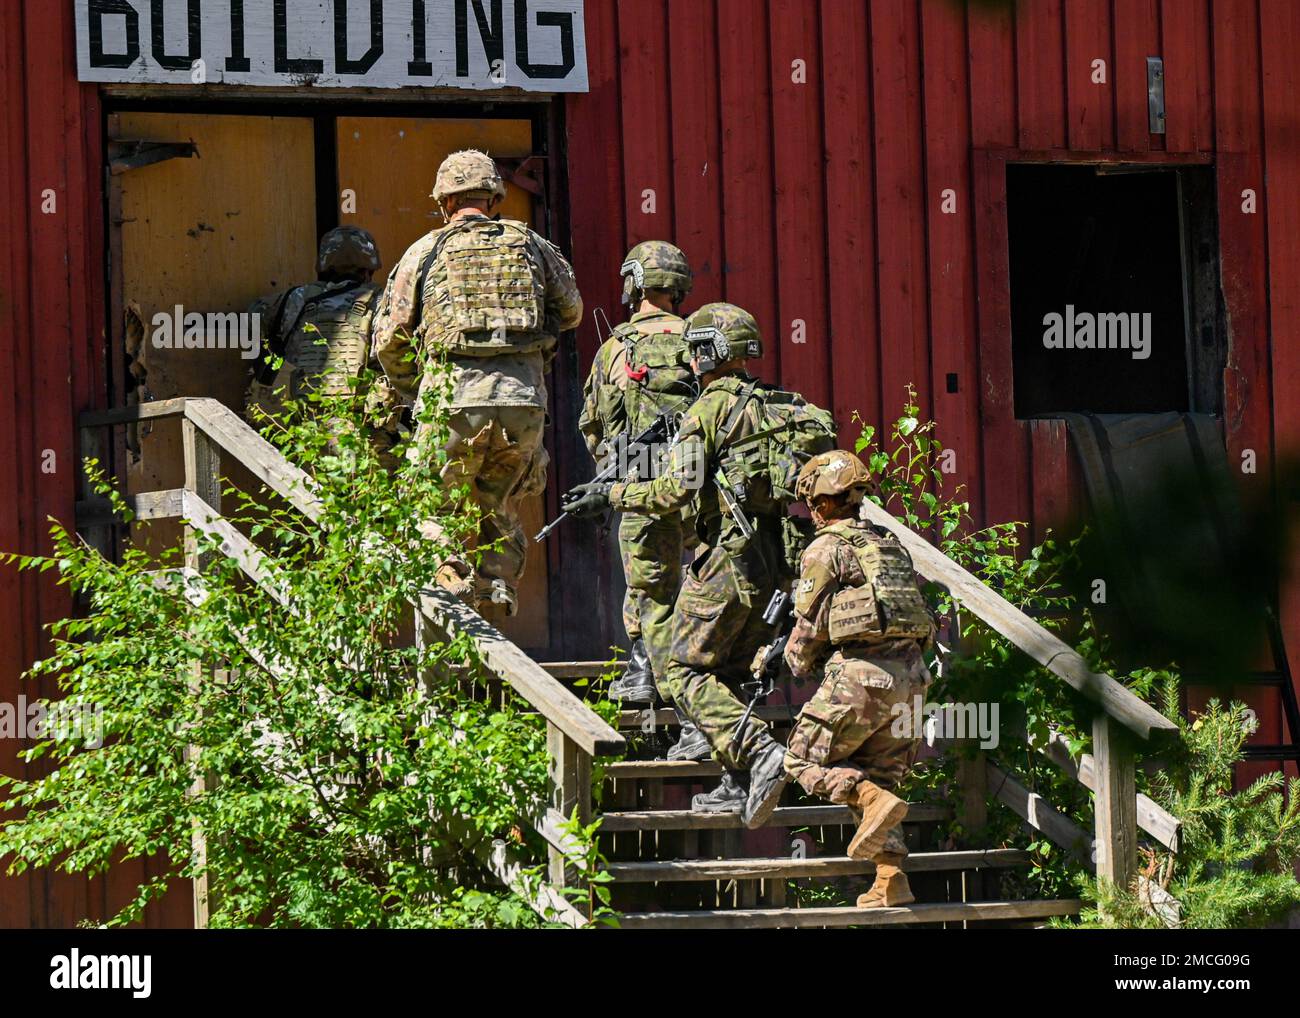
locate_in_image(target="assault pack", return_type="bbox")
[419,218,552,357]
[615,315,697,435]
[826,526,932,646]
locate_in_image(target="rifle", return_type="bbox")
[714,468,755,541]
[730,587,795,752]
[534,411,679,542]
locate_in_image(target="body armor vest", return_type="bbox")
[821,523,931,646]
[420,218,552,357]
[282,281,381,396]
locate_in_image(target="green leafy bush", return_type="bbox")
[0,368,571,927]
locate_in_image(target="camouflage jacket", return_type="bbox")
[371,211,582,408]
[578,307,688,458]
[783,518,925,681]
[610,373,783,546]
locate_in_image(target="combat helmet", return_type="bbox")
[430,149,507,203]
[795,450,875,504]
[620,241,693,307]
[316,226,381,280]
[683,302,763,376]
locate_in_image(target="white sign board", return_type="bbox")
[74,0,588,92]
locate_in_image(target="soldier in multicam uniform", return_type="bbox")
[371,150,583,614]
[780,449,935,908]
[246,225,384,421]
[566,303,835,825]
[578,241,697,707]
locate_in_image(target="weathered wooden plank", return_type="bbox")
[603,760,723,780]
[547,722,593,887]
[599,803,950,833]
[1033,727,1180,851]
[605,848,1030,883]
[79,397,188,427]
[539,661,619,680]
[616,898,1082,929]
[76,487,186,526]
[860,498,1177,740]
[985,759,1094,865]
[419,589,624,757]
[1093,714,1138,889]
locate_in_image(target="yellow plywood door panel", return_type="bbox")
[117,112,317,505]
[338,117,550,649]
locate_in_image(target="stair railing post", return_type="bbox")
[547,720,592,890]
[1092,712,1138,895]
[182,418,220,929]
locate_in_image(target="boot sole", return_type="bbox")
[846,796,910,860]
[743,775,789,830]
[856,888,915,909]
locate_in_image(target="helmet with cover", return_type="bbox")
[683,302,763,376]
[620,241,693,307]
[316,225,381,280]
[795,450,875,504]
[430,149,507,203]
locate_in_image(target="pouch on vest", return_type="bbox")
[827,539,931,645]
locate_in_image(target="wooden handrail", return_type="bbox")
[79,398,624,758]
[860,499,1177,742]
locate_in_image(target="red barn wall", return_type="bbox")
[1,0,1298,926]
[566,0,1300,761]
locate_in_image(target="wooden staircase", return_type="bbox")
[539,663,1081,928]
[76,397,1181,929]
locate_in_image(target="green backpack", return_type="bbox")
[716,382,838,517]
[616,317,697,435]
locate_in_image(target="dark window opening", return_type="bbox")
[1008,163,1223,418]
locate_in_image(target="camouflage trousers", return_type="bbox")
[617,511,686,694]
[662,527,789,772]
[437,405,547,592]
[784,640,932,802]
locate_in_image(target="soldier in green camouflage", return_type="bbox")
[781,449,935,908]
[372,150,583,615]
[246,225,384,416]
[566,302,835,825]
[578,241,697,706]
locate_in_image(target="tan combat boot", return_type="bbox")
[845,780,909,860]
[435,560,477,605]
[857,852,914,909]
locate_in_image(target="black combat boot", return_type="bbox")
[666,711,712,761]
[607,639,657,705]
[691,771,748,813]
[742,736,790,829]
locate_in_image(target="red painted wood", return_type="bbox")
[1064,0,1115,152]
[972,150,1030,530]
[920,0,983,519]
[616,0,673,248]
[819,0,878,439]
[966,0,1017,149]
[1113,0,1160,153]
[1160,0,1213,154]
[870,0,930,426]
[717,0,779,385]
[768,0,830,407]
[1029,419,1077,546]
[1260,0,1300,764]
[1015,0,1067,151]
[668,0,723,307]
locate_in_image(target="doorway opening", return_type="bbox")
[104,99,557,650]
[1007,163,1223,419]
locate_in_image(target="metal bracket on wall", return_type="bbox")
[108,139,199,175]
[1147,57,1166,135]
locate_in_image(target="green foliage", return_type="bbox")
[856,387,1300,921]
[1071,685,1300,928]
[0,368,583,928]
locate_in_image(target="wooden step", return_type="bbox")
[539,661,614,680]
[603,760,723,780]
[604,848,1030,883]
[615,898,1082,929]
[598,803,949,832]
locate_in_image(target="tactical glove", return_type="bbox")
[562,482,613,519]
